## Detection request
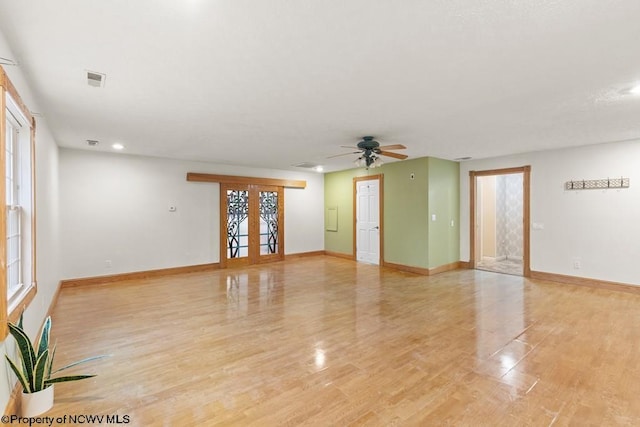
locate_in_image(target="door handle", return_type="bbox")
[372,226,379,230]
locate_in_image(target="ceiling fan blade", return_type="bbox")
[379,150,408,160]
[377,144,406,150]
[327,151,360,159]
[340,145,359,149]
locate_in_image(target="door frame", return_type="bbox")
[220,183,285,268]
[353,174,384,263]
[469,166,531,277]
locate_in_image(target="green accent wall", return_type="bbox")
[427,157,460,268]
[324,156,460,270]
[324,168,361,255]
[380,158,429,268]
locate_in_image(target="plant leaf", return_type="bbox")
[7,323,36,389]
[51,354,109,375]
[47,343,57,381]
[45,374,96,385]
[5,355,30,392]
[36,317,51,358]
[17,312,24,331]
[33,349,49,392]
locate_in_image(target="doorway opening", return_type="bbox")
[470,167,530,277]
[353,175,384,265]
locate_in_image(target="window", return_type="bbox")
[5,114,22,299]
[1,67,36,337]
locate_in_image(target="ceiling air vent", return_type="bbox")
[87,71,106,88]
[293,162,320,169]
[293,162,323,172]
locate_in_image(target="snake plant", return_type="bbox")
[5,314,106,393]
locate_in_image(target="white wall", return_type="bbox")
[0,34,61,411]
[460,140,640,285]
[59,148,324,279]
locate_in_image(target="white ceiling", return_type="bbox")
[1,1,639,172]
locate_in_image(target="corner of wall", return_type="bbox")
[427,158,460,269]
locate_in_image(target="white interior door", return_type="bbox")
[356,179,380,265]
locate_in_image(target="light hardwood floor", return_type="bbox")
[476,258,523,276]
[47,256,640,426]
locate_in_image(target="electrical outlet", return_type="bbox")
[572,258,581,269]
[105,259,112,268]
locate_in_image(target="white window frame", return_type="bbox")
[6,111,23,300]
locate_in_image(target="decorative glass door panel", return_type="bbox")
[221,184,284,267]
[259,191,279,255]
[226,189,249,260]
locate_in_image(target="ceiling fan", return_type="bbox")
[329,136,408,168]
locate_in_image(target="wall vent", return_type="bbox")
[87,71,106,87]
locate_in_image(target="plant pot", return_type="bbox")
[22,385,54,417]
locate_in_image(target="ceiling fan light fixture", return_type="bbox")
[360,154,382,169]
[335,136,406,169]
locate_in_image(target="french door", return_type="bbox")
[220,184,284,268]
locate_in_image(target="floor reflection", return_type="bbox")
[224,269,282,319]
[314,346,326,370]
[474,273,531,385]
[476,258,523,276]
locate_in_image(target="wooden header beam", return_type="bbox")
[187,172,306,189]
[0,66,34,125]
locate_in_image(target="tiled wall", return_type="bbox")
[495,173,523,260]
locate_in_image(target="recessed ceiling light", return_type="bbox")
[619,84,640,96]
[314,166,324,172]
[112,143,124,150]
